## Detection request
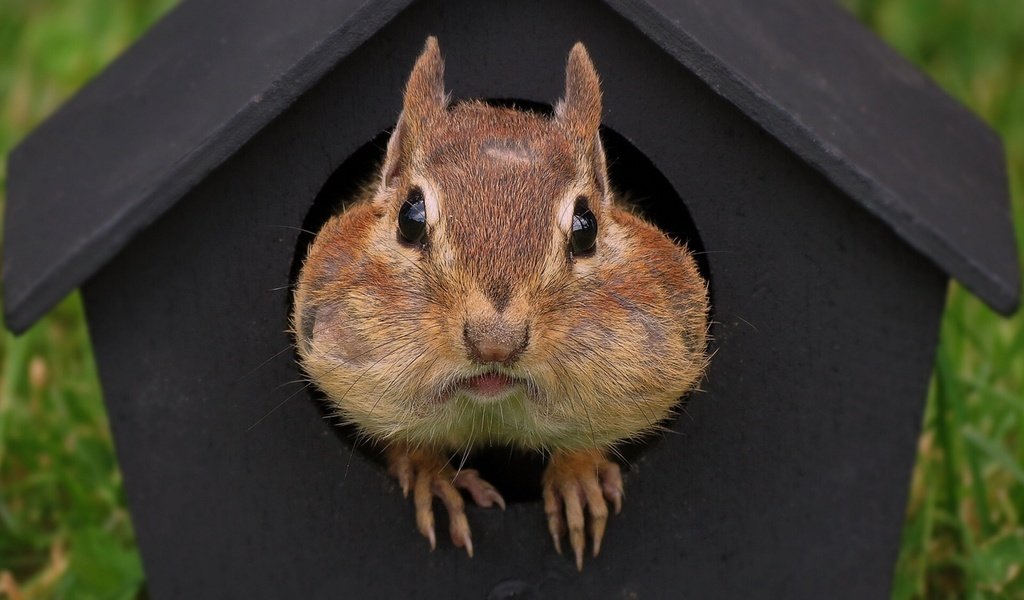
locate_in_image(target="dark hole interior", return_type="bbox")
[290,99,710,503]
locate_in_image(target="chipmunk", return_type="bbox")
[292,37,708,570]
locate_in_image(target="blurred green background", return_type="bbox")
[0,0,1021,598]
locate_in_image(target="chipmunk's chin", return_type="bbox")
[455,371,527,404]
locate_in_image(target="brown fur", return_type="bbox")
[293,38,709,454]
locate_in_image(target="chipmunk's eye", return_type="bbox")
[570,196,597,256]
[398,187,427,246]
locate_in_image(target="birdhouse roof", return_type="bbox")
[4,0,1019,332]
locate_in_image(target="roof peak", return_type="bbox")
[3,0,1018,332]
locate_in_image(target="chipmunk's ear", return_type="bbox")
[382,36,447,188]
[557,43,602,137]
[556,43,610,200]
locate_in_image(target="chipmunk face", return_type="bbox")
[294,39,708,452]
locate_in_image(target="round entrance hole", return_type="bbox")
[291,100,711,503]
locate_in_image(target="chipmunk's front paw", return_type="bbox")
[386,445,505,557]
[542,449,624,570]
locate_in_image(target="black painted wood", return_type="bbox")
[74,1,948,597]
[607,0,1019,313]
[3,0,414,332]
[4,0,1018,333]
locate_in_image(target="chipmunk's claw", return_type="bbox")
[387,447,503,557]
[454,469,506,510]
[390,453,414,497]
[542,450,623,570]
[600,460,624,516]
[543,484,566,555]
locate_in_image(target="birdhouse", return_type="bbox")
[4,0,1019,597]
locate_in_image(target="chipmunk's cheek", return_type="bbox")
[298,305,317,353]
[307,303,373,366]
[605,291,667,353]
[631,312,667,351]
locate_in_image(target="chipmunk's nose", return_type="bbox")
[463,318,529,365]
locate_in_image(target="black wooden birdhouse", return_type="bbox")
[4,0,1019,598]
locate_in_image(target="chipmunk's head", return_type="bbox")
[295,37,707,450]
[376,35,611,367]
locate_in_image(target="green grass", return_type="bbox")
[843,1,1024,597]
[0,1,1022,598]
[0,2,176,598]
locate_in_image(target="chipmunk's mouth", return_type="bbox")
[456,371,526,403]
